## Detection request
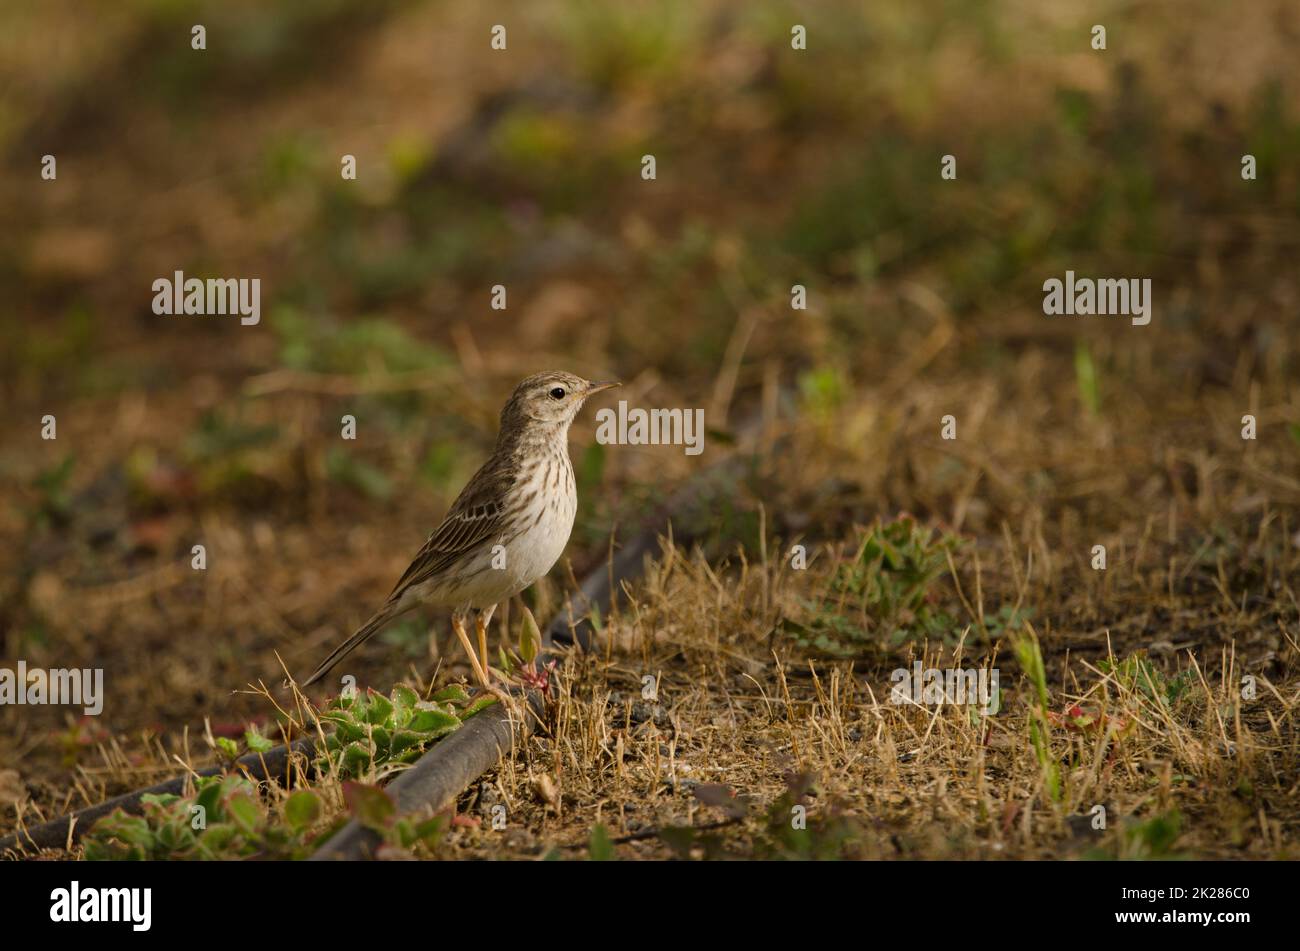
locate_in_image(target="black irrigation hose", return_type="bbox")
[0,737,317,856]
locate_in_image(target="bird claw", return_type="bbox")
[473,681,524,723]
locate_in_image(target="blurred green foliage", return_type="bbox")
[271,307,449,377]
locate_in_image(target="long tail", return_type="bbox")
[301,600,409,688]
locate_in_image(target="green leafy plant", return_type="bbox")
[1086,810,1184,860]
[980,603,1033,640]
[755,774,863,861]
[342,781,447,858]
[1098,652,1194,708]
[213,724,276,765]
[785,516,961,653]
[271,307,449,377]
[83,681,494,860]
[83,777,327,861]
[316,683,496,780]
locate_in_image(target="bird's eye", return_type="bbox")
[549,387,566,400]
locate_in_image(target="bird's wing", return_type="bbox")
[385,458,509,603]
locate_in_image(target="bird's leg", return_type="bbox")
[451,613,515,714]
[472,609,521,716]
[451,614,491,691]
[476,612,491,685]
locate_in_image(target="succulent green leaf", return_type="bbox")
[408,703,461,734]
[343,781,395,831]
[363,688,394,724]
[225,792,262,835]
[431,684,470,705]
[284,790,322,830]
[244,727,275,753]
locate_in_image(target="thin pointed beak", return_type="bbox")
[585,380,621,395]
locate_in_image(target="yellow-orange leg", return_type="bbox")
[451,615,491,690]
[468,613,520,717]
[475,613,491,685]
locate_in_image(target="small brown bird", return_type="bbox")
[302,371,619,691]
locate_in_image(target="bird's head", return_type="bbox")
[500,371,620,432]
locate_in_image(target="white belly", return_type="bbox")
[505,500,574,593]
[424,459,577,611]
